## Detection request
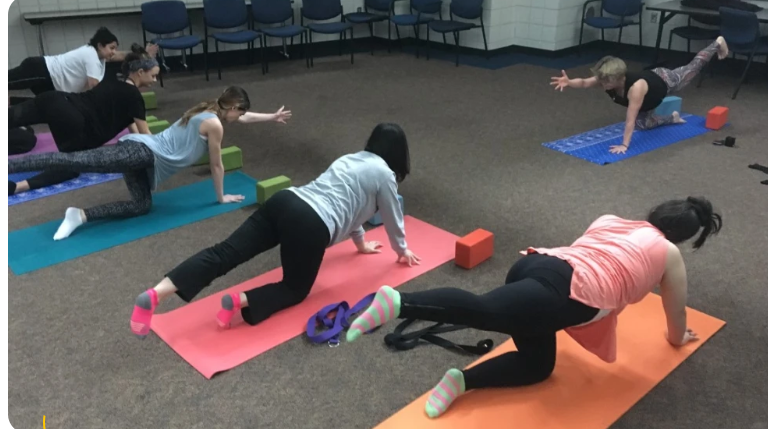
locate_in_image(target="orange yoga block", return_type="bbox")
[705,106,728,130]
[455,229,494,269]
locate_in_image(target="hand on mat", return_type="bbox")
[272,107,292,124]
[398,249,421,267]
[220,194,245,204]
[550,70,570,91]
[358,241,383,254]
[609,144,628,154]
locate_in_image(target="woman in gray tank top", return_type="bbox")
[8,86,292,241]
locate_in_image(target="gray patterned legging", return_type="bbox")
[8,140,155,221]
[635,40,720,130]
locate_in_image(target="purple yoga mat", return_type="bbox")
[9,129,129,159]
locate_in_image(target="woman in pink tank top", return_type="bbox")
[347,197,722,419]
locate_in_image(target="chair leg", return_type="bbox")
[578,21,585,56]
[426,28,431,60]
[732,52,755,100]
[388,21,392,53]
[414,25,420,59]
[638,14,642,47]
[395,25,402,52]
[304,33,309,68]
[481,25,488,59]
[668,33,672,51]
[369,22,375,55]
[215,41,221,80]
[203,42,208,82]
[454,32,460,67]
[260,37,266,75]
[310,31,315,67]
[687,39,691,53]
[350,27,355,64]
[339,31,343,56]
[617,26,623,47]
[601,29,604,41]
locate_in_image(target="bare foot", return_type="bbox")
[672,111,687,124]
[716,36,729,60]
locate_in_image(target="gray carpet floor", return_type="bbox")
[8,50,768,429]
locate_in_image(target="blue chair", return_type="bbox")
[716,7,768,99]
[426,0,487,66]
[669,15,720,53]
[301,0,354,67]
[203,0,263,80]
[141,0,206,86]
[252,0,310,72]
[578,0,643,52]
[344,0,393,55]
[390,0,443,58]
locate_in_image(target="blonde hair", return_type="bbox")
[179,86,251,126]
[591,56,627,84]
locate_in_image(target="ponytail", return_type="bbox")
[179,86,251,127]
[647,197,722,249]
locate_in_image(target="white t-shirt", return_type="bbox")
[44,45,106,93]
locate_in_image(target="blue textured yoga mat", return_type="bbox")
[543,114,713,165]
[8,171,258,275]
[8,172,122,206]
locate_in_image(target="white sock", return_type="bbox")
[53,207,85,240]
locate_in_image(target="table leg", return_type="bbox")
[36,24,45,55]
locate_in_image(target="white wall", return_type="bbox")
[8,0,768,67]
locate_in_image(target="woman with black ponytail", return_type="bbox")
[8,44,159,196]
[345,197,722,419]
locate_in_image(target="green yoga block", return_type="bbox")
[257,175,291,204]
[194,146,243,171]
[146,115,158,122]
[148,120,170,134]
[142,91,157,110]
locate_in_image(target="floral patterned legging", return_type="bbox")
[635,40,720,130]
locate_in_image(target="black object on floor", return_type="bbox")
[713,136,736,147]
[384,319,494,356]
[9,180,17,195]
[748,163,768,174]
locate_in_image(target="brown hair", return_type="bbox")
[179,86,251,126]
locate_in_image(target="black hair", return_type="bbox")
[121,43,154,77]
[364,123,410,183]
[89,27,118,48]
[647,197,722,250]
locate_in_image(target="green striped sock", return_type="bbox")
[346,285,400,343]
[425,369,466,418]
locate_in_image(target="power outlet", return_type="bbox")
[650,12,659,24]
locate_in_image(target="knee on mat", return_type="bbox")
[634,119,649,131]
[523,357,556,384]
[282,284,312,306]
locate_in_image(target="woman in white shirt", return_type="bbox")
[9,27,157,103]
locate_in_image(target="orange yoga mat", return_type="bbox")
[376,294,725,429]
[151,216,458,379]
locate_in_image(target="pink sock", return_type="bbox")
[216,293,241,328]
[130,289,158,338]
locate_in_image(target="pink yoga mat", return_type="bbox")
[9,129,129,159]
[151,216,459,379]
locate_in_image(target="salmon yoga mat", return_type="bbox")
[150,216,459,379]
[375,294,725,429]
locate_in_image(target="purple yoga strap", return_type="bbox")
[306,293,376,346]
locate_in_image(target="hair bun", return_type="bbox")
[130,43,147,54]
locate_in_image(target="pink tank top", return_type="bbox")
[522,215,669,363]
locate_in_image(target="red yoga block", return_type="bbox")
[706,106,728,130]
[455,229,494,269]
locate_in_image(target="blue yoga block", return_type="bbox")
[368,195,404,226]
[655,96,682,116]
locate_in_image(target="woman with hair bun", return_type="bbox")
[8,43,160,196]
[346,197,722,419]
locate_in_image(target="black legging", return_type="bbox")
[9,56,55,105]
[9,91,103,191]
[9,127,37,155]
[8,140,155,220]
[399,253,600,389]
[167,190,331,325]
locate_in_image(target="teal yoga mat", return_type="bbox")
[8,172,258,275]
